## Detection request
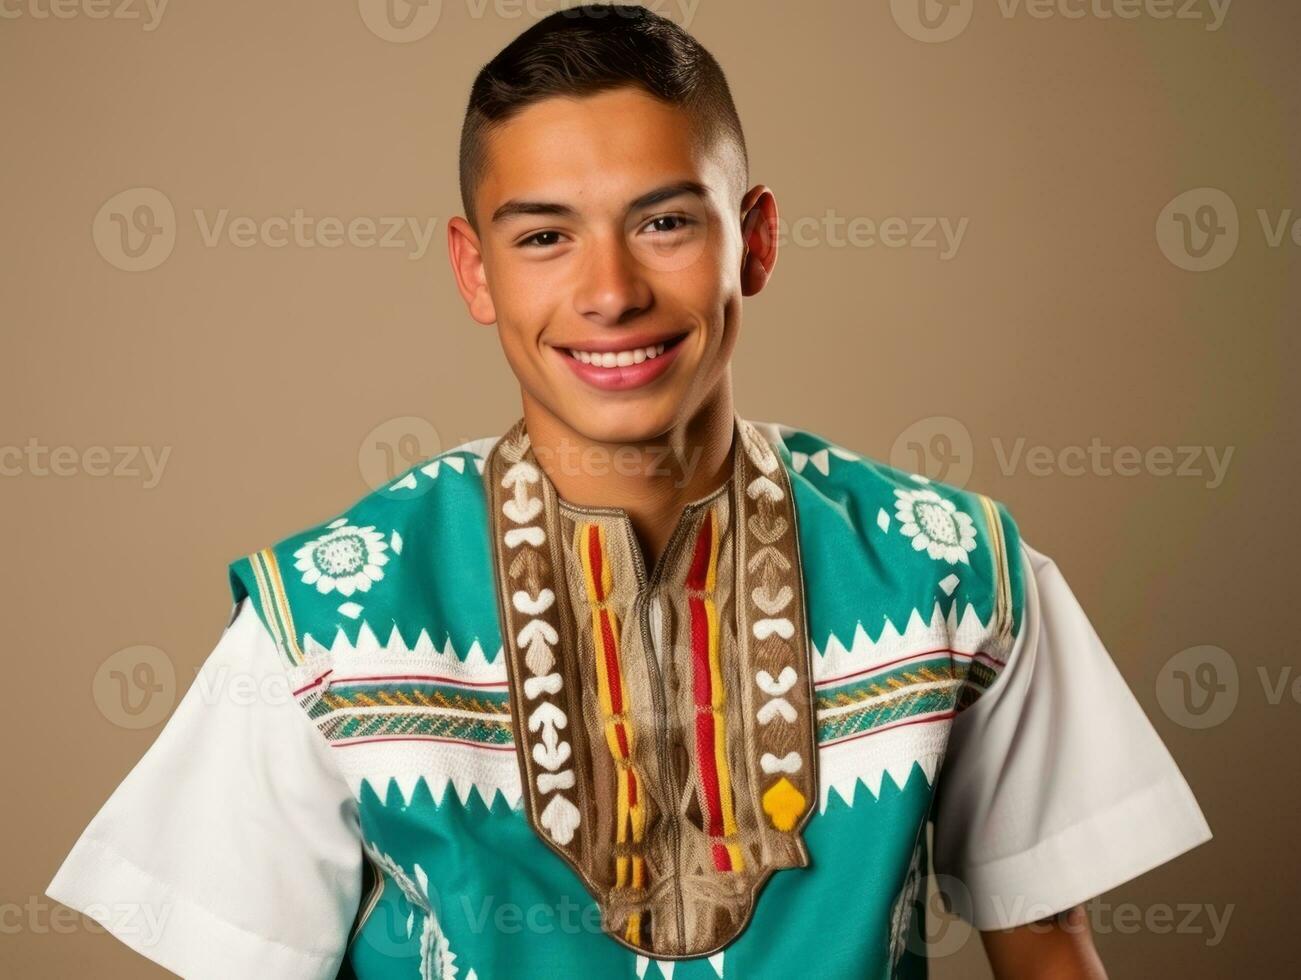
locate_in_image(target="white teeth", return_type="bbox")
[570,341,668,366]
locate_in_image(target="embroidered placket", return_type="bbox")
[485,415,819,959]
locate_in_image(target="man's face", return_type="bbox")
[462,86,752,445]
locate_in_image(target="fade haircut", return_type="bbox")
[458,3,749,231]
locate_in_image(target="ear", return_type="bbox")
[447,215,497,325]
[739,185,778,297]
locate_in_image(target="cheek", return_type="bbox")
[488,266,548,324]
[649,247,731,320]
[494,314,541,360]
[488,290,548,362]
[486,260,563,349]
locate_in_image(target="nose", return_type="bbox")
[572,231,653,326]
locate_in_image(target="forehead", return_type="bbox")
[477,86,724,216]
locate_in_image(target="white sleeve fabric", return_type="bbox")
[931,539,1213,931]
[45,598,363,980]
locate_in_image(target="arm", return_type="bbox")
[980,904,1107,980]
[932,535,1211,975]
[45,600,362,979]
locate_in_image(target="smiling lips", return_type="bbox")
[557,332,688,391]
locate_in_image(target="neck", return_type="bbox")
[519,383,737,569]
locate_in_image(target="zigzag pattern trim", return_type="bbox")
[813,599,1010,685]
[383,438,498,494]
[635,951,726,979]
[347,751,524,813]
[811,598,1013,812]
[302,620,504,672]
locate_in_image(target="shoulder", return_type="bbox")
[227,433,503,668]
[750,417,1023,543]
[749,417,1027,646]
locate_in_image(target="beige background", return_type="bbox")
[3,1,1297,977]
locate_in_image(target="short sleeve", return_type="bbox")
[45,598,363,980]
[931,539,1213,930]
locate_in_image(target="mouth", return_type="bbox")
[553,331,690,392]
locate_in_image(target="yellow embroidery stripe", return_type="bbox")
[977,495,1012,644]
[248,552,280,651]
[577,521,648,903]
[253,548,304,666]
[581,524,627,759]
[615,756,631,848]
[725,842,745,868]
[701,509,742,865]
[707,593,742,848]
[250,551,290,665]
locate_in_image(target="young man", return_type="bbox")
[46,6,1212,978]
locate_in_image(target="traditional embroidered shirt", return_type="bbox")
[46,415,1213,980]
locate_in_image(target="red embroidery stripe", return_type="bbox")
[329,735,516,750]
[292,669,333,696]
[690,594,712,704]
[686,564,728,832]
[599,607,624,711]
[695,706,723,837]
[587,525,607,601]
[328,673,507,690]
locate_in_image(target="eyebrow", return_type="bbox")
[489,179,710,225]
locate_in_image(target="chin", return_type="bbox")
[562,396,680,445]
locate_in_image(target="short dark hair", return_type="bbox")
[458,4,749,230]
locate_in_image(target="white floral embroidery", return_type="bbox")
[363,843,462,980]
[740,417,779,475]
[888,835,925,970]
[294,517,391,595]
[497,436,579,846]
[893,488,977,565]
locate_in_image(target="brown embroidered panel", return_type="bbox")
[484,414,818,959]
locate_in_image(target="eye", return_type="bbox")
[643,214,695,234]
[517,230,565,248]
